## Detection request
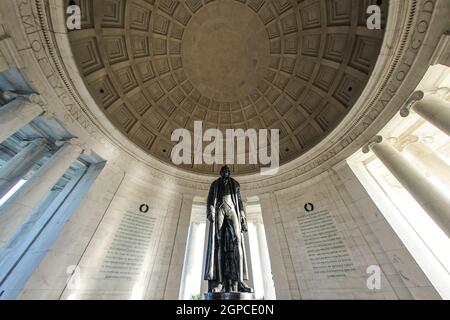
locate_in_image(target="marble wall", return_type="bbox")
[17,160,192,300]
[17,161,123,299]
[17,159,441,300]
[259,162,440,300]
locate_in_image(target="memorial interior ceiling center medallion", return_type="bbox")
[182,1,271,102]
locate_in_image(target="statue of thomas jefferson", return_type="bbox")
[204,165,253,293]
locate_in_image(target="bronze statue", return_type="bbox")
[204,165,253,293]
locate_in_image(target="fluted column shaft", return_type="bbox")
[163,194,194,300]
[411,95,450,136]
[243,230,254,289]
[258,193,291,299]
[0,139,50,199]
[0,97,43,143]
[256,222,276,300]
[368,138,450,237]
[0,142,82,246]
[200,220,210,297]
[403,138,450,190]
[179,221,202,300]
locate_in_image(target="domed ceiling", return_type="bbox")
[68,0,388,175]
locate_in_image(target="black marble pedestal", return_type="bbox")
[204,292,256,300]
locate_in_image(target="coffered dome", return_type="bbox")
[68,0,387,175]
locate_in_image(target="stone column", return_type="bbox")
[0,96,43,143]
[163,193,194,300]
[0,37,24,72]
[0,141,83,246]
[243,230,254,290]
[363,136,450,237]
[400,136,450,189]
[258,193,291,299]
[256,222,276,300]
[0,139,51,199]
[179,221,202,300]
[401,92,450,136]
[200,219,210,296]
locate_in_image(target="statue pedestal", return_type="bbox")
[204,292,256,300]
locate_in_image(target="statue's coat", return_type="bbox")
[204,177,249,282]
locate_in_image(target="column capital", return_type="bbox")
[27,93,46,107]
[400,91,425,117]
[246,213,263,224]
[27,93,53,119]
[55,138,86,153]
[27,137,53,151]
[396,135,420,151]
[1,91,43,105]
[70,138,87,154]
[256,192,275,202]
[1,91,48,115]
[362,135,383,154]
[182,193,196,201]
[433,87,450,98]
[396,135,436,151]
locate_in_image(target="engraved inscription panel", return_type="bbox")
[298,210,356,278]
[100,210,156,280]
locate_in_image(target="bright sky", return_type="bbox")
[0,179,27,207]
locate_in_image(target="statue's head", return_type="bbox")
[220,165,231,179]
